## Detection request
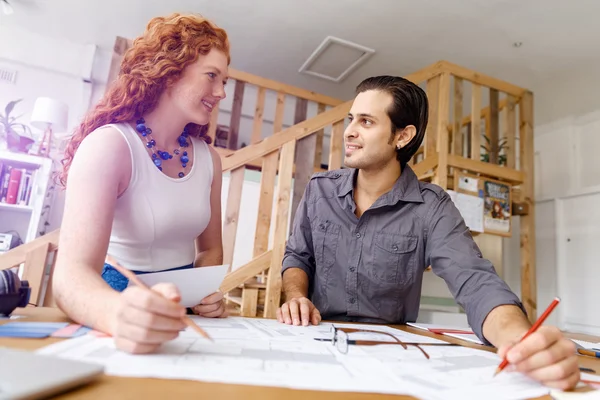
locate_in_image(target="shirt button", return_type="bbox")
[349,266,356,272]
[356,233,361,238]
[350,298,356,304]
[392,245,398,251]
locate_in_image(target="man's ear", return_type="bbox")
[396,125,417,150]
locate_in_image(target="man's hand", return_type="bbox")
[277,297,321,326]
[497,326,579,390]
[191,291,227,318]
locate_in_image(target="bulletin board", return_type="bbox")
[454,172,512,237]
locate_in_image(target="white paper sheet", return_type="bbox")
[448,190,484,232]
[132,264,229,307]
[37,316,551,400]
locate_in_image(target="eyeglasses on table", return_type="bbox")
[315,325,459,358]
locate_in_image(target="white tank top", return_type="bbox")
[105,122,213,272]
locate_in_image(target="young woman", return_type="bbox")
[52,13,230,354]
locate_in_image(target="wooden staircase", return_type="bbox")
[0,43,538,323]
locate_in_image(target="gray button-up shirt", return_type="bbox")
[282,165,525,344]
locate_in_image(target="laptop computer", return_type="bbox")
[0,347,104,399]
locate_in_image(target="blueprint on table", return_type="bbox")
[37,317,550,400]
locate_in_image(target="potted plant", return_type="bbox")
[480,134,508,166]
[0,99,35,153]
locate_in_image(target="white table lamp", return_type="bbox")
[30,97,68,157]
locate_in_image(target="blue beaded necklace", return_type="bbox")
[135,118,190,178]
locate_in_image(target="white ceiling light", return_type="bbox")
[1,0,14,15]
[299,36,375,83]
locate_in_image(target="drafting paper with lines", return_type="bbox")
[37,317,550,400]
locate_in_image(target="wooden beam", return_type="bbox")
[447,154,525,185]
[0,230,59,269]
[221,100,351,172]
[22,243,50,306]
[250,87,266,144]
[227,80,245,149]
[489,89,500,164]
[290,99,313,233]
[425,75,440,158]
[433,73,451,188]
[106,36,131,87]
[452,77,464,156]
[328,120,345,170]
[253,151,278,258]
[222,167,245,273]
[470,84,482,161]
[505,95,517,169]
[439,60,526,98]
[411,154,439,180]
[220,251,272,293]
[228,68,343,107]
[314,103,327,169]
[519,91,537,322]
[264,140,296,318]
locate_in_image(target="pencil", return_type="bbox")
[105,255,212,341]
[494,297,561,377]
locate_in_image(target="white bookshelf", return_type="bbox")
[0,150,54,246]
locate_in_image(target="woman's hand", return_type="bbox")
[112,283,187,354]
[191,291,227,318]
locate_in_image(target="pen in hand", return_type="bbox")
[106,255,212,341]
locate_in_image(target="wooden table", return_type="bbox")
[1,307,599,399]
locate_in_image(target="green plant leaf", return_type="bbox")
[4,99,22,118]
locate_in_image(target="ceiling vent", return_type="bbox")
[0,68,17,84]
[299,36,375,83]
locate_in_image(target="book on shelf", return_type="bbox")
[0,161,37,207]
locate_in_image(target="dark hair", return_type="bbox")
[356,76,429,168]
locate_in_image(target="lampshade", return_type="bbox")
[30,97,68,132]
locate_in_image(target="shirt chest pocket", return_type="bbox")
[370,233,418,284]
[312,219,341,269]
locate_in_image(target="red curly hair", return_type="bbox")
[59,13,230,187]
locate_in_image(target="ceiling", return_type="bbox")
[2,0,600,100]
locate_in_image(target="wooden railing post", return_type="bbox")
[519,91,537,322]
[264,140,296,318]
[432,72,451,188]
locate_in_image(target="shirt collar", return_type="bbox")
[336,165,424,205]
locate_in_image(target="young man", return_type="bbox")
[277,76,579,389]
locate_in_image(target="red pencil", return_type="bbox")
[494,297,561,377]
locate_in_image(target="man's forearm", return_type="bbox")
[482,304,532,348]
[282,268,309,300]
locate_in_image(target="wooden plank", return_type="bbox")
[228,68,343,107]
[489,89,500,164]
[106,36,131,87]
[222,167,245,273]
[433,73,451,188]
[452,77,464,156]
[425,75,440,158]
[253,151,279,257]
[273,92,286,133]
[42,251,57,307]
[0,230,59,270]
[328,120,345,170]
[519,91,537,322]
[411,154,439,180]
[221,101,351,172]
[250,87,266,144]
[458,97,508,128]
[264,140,296,318]
[241,287,259,317]
[227,80,245,150]
[471,84,482,160]
[505,95,517,169]
[220,251,272,293]
[447,154,524,185]
[290,99,313,233]
[440,60,526,98]
[207,103,220,144]
[314,103,327,169]
[22,243,50,306]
